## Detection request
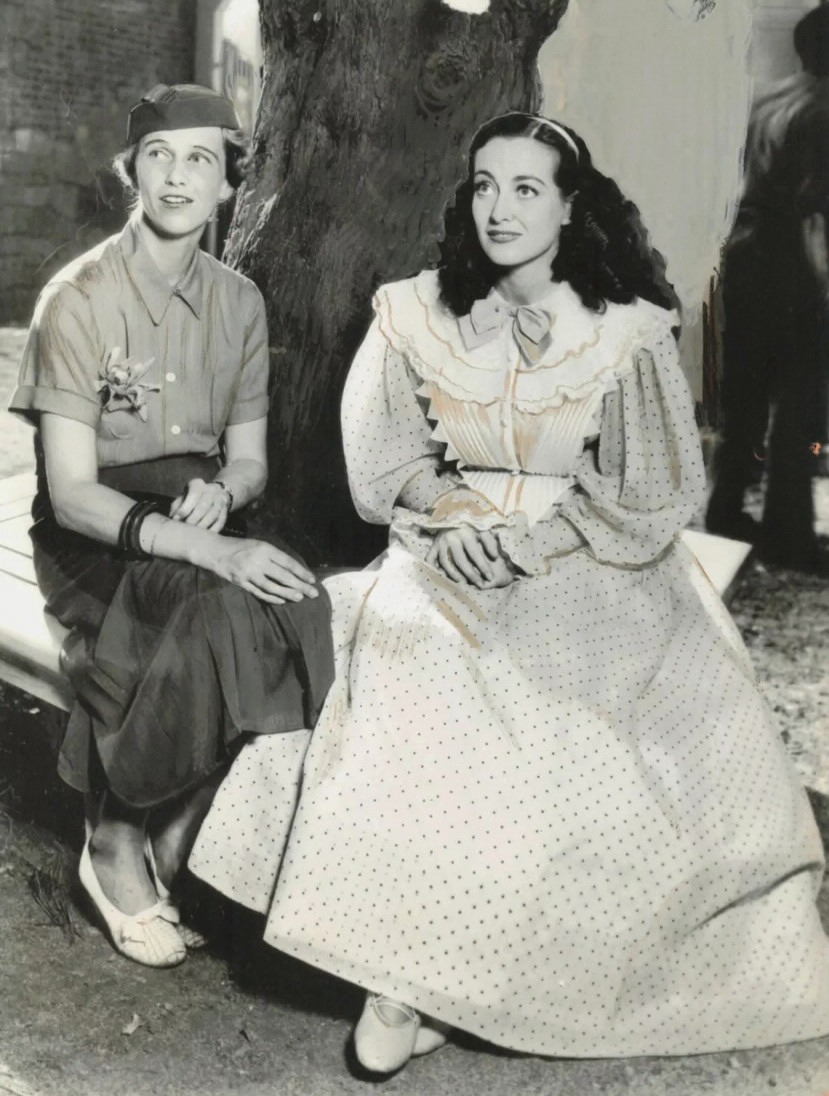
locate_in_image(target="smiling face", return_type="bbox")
[135,127,232,240]
[472,136,573,279]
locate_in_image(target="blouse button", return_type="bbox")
[170,425,181,436]
[166,372,176,382]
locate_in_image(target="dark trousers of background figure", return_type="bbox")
[706,214,829,569]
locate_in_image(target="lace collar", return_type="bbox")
[373,270,676,411]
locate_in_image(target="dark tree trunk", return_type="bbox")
[227,0,570,565]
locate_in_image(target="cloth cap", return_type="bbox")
[794,5,829,77]
[127,84,240,145]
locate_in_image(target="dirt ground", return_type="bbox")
[724,479,829,798]
[1,326,829,1095]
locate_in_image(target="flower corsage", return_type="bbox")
[97,347,160,421]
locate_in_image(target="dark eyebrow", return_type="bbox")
[473,169,547,186]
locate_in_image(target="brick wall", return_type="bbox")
[0,0,197,323]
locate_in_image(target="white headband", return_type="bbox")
[531,117,580,159]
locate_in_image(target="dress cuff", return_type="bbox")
[396,467,461,514]
[395,485,505,535]
[495,513,584,576]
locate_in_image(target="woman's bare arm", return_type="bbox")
[168,416,269,530]
[40,413,318,603]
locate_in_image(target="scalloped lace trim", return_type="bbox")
[374,270,674,413]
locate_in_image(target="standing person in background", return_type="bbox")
[706,3,829,568]
[9,84,333,970]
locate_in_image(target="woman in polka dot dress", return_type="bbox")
[190,113,829,1072]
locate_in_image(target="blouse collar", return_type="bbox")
[423,275,603,372]
[120,217,203,325]
[458,281,588,360]
[373,270,676,412]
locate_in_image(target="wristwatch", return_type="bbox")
[213,479,234,511]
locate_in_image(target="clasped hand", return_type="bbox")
[170,478,231,532]
[426,526,516,588]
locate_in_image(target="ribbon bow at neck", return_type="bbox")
[460,297,554,365]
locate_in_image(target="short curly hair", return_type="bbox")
[112,127,251,192]
[437,112,677,318]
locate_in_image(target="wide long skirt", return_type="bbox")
[190,539,829,1057]
[32,454,334,809]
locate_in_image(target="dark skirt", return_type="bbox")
[31,454,334,809]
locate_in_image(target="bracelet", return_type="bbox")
[213,478,234,511]
[117,500,162,560]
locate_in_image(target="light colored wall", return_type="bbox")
[539,0,755,397]
[750,0,814,86]
[538,0,823,399]
[196,0,262,129]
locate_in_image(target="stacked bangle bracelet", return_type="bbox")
[118,481,234,561]
[118,499,163,559]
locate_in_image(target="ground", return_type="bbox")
[1,325,829,1096]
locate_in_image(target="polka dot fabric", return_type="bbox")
[190,274,829,1056]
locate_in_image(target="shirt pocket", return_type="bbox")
[96,341,160,441]
[98,406,142,440]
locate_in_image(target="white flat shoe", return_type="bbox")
[78,840,186,968]
[144,835,208,950]
[354,994,420,1073]
[413,1018,451,1056]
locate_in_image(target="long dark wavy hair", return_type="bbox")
[437,113,678,317]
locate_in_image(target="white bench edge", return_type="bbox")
[0,529,752,713]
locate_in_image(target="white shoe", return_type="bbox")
[78,841,186,968]
[354,994,420,1073]
[413,1018,451,1057]
[144,835,208,950]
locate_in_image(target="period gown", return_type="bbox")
[190,269,829,1056]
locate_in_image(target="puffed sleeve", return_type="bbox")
[498,332,706,573]
[9,281,105,427]
[342,314,459,524]
[225,286,271,425]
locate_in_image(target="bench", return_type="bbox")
[0,473,73,710]
[0,471,753,713]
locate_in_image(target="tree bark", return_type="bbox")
[228,0,570,565]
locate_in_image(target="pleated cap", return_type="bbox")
[127,84,240,144]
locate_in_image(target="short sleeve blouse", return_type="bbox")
[9,219,270,468]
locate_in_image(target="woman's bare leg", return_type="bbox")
[88,794,156,914]
[147,767,228,890]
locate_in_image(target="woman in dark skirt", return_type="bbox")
[9,84,334,969]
